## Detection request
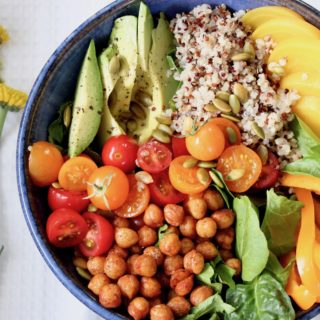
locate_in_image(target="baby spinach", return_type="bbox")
[284,157,320,178]
[226,272,295,320]
[233,196,269,282]
[196,263,223,293]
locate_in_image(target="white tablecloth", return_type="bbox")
[0,1,319,319]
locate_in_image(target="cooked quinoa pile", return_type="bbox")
[169,4,301,167]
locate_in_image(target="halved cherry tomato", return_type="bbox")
[28,141,64,187]
[48,186,90,212]
[114,174,150,218]
[137,140,172,173]
[209,118,241,147]
[87,166,129,210]
[58,156,98,191]
[149,170,187,206]
[217,145,262,193]
[79,212,114,257]
[172,136,190,158]
[186,122,225,161]
[169,156,211,194]
[46,208,88,248]
[102,135,138,173]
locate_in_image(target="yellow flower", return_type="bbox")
[0,25,9,44]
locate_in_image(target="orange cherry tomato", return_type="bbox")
[216,145,262,193]
[186,122,225,161]
[28,141,64,187]
[58,156,98,191]
[114,174,150,218]
[209,118,241,147]
[169,155,211,194]
[87,166,129,211]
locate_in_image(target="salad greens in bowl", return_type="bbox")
[17,0,320,319]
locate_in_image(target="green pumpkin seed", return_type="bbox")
[183,157,199,169]
[109,55,121,74]
[51,182,61,189]
[243,42,255,56]
[229,94,241,114]
[156,115,172,125]
[226,168,245,181]
[252,122,265,139]
[198,161,216,168]
[63,105,72,128]
[87,203,98,212]
[257,144,269,165]
[183,116,194,134]
[196,168,210,185]
[209,170,224,188]
[76,267,92,281]
[127,120,137,132]
[204,103,218,113]
[213,98,232,113]
[130,102,146,120]
[152,129,171,144]
[158,123,173,136]
[216,91,230,102]
[233,83,248,104]
[135,91,153,107]
[231,52,253,62]
[73,257,87,269]
[226,127,237,144]
[221,113,241,122]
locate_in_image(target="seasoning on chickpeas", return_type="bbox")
[99,283,122,308]
[150,304,174,320]
[215,227,235,250]
[87,256,106,275]
[140,277,162,299]
[183,250,205,275]
[133,254,157,277]
[170,269,194,296]
[184,198,207,220]
[164,204,185,226]
[226,258,242,276]
[190,285,214,306]
[117,274,140,300]
[163,255,184,276]
[211,209,235,229]
[180,238,195,255]
[143,246,164,266]
[104,253,127,280]
[115,227,139,248]
[203,189,224,211]
[113,216,130,228]
[109,244,129,259]
[167,296,191,318]
[88,273,110,295]
[196,217,217,238]
[159,233,181,256]
[128,297,150,320]
[138,226,158,247]
[143,204,164,228]
[196,241,219,261]
[127,254,139,274]
[180,216,197,238]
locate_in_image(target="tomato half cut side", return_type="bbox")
[216,145,262,193]
[46,208,88,248]
[172,136,190,158]
[149,170,187,206]
[79,212,114,257]
[114,174,150,218]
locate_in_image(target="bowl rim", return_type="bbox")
[16,0,320,319]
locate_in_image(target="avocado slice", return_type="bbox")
[68,40,103,157]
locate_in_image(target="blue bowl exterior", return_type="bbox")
[17,0,320,319]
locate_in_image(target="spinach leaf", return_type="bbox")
[233,196,269,282]
[196,263,223,293]
[226,272,295,320]
[284,157,320,178]
[215,262,236,289]
[211,168,234,209]
[261,189,302,256]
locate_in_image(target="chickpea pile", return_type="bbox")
[81,189,241,320]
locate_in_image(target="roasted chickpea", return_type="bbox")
[88,273,110,295]
[144,246,164,266]
[99,284,122,308]
[226,258,242,276]
[128,254,139,274]
[163,255,184,276]
[87,256,106,275]
[196,241,218,261]
[190,286,214,306]
[113,216,130,228]
[133,254,157,277]
[128,297,150,320]
[115,227,139,248]
[159,233,181,256]
[203,189,224,211]
[150,298,163,308]
[144,204,164,228]
[211,209,235,229]
[167,296,191,318]
[183,250,204,275]
[150,304,174,320]
[184,198,207,220]
[220,249,233,261]
[109,244,129,259]
[138,226,158,247]
[180,238,195,255]
[140,277,161,299]
[130,244,143,255]
[104,253,127,280]
[117,274,140,300]
[166,226,180,236]
[196,217,217,238]
[164,204,185,226]
[180,216,197,238]
[130,215,145,231]
[170,269,194,296]
[215,227,235,250]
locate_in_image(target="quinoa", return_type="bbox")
[169,4,301,166]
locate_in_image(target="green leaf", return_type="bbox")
[215,263,236,289]
[233,196,269,282]
[155,224,169,247]
[284,157,320,178]
[196,263,223,293]
[226,272,295,320]
[261,189,302,256]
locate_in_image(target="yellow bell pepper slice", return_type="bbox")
[281,173,320,194]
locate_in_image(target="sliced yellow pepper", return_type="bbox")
[281,173,320,194]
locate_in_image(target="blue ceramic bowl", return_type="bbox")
[17,0,320,319]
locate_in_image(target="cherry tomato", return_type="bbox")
[46,208,88,248]
[172,136,190,158]
[149,170,187,206]
[48,186,90,212]
[28,141,64,187]
[79,212,114,257]
[137,140,172,173]
[216,145,262,193]
[169,156,211,194]
[186,121,225,161]
[87,166,129,210]
[114,174,150,218]
[101,135,138,173]
[58,156,98,191]
[209,118,241,147]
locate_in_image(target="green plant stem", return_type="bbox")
[0,106,8,139]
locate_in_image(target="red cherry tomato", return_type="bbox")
[101,135,138,173]
[46,208,88,248]
[48,187,90,212]
[149,170,187,207]
[137,140,172,174]
[172,136,190,158]
[79,212,114,257]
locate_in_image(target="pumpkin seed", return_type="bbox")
[63,105,72,128]
[216,91,230,102]
[127,119,137,132]
[198,161,216,168]
[87,203,98,212]
[183,157,198,169]
[109,55,121,74]
[229,94,241,114]
[135,91,153,107]
[257,144,269,165]
[156,115,172,125]
[196,168,210,185]
[204,103,218,113]
[213,98,232,113]
[252,121,265,139]
[76,267,92,281]
[183,116,194,134]
[226,168,245,181]
[152,129,171,144]
[130,102,146,120]
[226,126,237,144]
[233,83,248,104]
[51,182,61,189]
[158,123,173,136]
[231,52,253,62]
[135,171,154,184]
[209,170,224,188]
[243,42,255,56]
[221,113,240,122]
[73,257,87,269]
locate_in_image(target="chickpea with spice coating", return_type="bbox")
[166,226,180,236]
[170,269,194,296]
[180,238,195,255]
[138,226,158,247]
[196,241,218,261]
[196,217,217,238]
[203,189,224,211]
[150,304,174,320]
[117,274,140,300]
[128,297,150,320]
[115,227,139,248]
[87,256,105,275]
[133,254,157,277]
[164,204,185,226]
[211,209,235,229]
[184,250,205,275]
[184,198,207,219]
[163,255,184,276]
[113,216,130,228]
[180,216,197,238]
[109,244,128,259]
[226,258,242,276]
[140,277,162,299]
[150,298,163,308]
[99,283,122,308]
[104,253,127,280]
[88,273,110,295]
[144,204,164,228]
[128,254,139,274]
[144,246,164,266]
[190,286,214,306]
[215,227,235,250]
[168,296,191,318]
[159,233,181,256]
